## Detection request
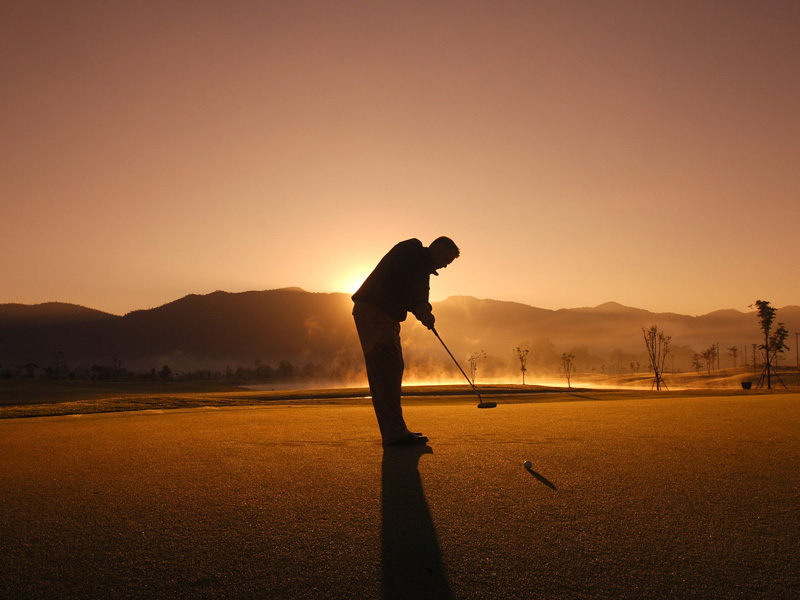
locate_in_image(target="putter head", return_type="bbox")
[477,401,497,409]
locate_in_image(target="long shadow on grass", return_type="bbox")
[382,445,452,600]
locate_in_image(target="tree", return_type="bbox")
[514,347,530,385]
[111,356,123,381]
[701,345,718,374]
[158,365,172,381]
[300,363,318,380]
[765,323,790,388]
[260,362,274,381]
[48,352,69,380]
[754,300,776,388]
[468,351,486,385]
[276,360,295,380]
[642,325,670,390]
[610,349,626,373]
[753,300,790,389]
[727,346,739,369]
[772,324,790,361]
[561,353,575,389]
[691,352,704,374]
[20,363,41,378]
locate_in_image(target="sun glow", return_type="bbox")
[338,268,370,296]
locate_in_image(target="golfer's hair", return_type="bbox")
[430,236,460,257]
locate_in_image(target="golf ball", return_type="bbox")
[523,460,532,469]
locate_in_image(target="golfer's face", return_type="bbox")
[434,249,458,270]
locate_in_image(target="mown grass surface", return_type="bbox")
[2,392,798,598]
[0,377,789,419]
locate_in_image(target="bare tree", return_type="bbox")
[727,346,739,369]
[561,352,575,389]
[609,349,626,373]
[691,352,704,374]
[514,347,530,385]
[111,356,123,381]
[642,325,670,390]
[468,351,486,385]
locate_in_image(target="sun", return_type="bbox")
[337,268,369,295]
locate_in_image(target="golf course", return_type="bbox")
[0,382,798,599]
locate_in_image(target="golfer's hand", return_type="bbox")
[419,312,435,330]
[413,303,435,329]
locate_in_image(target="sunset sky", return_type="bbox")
[3,1,799,317]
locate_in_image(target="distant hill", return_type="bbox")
[0,289,359,372]
[423,297,800,375]
[0,302,116,324]
[1,290,798,377]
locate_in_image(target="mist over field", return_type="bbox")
[1,289,798,387]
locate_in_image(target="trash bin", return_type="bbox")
[741,381,752,390]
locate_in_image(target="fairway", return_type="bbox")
[1,391,798,599]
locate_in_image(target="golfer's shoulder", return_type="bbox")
[394,238,423,251]
[386,238,423,260]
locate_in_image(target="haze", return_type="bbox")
[2,2,798,316]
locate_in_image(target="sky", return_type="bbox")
[2,1,799,317]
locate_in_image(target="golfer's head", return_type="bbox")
[429,236,460,270]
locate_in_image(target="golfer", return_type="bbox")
[352,237,460,446]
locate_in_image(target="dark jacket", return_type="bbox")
[352,239,435,322]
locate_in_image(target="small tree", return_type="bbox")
[514,347,530,385]
[561,352,575,389]
[691,352,704,374]
[158,364,172,381]
[771,324,790,362]
[610,349,626,373]
[766,323,790,387]
[701,345,718,374]
[642,325,670,390]
[111,356,123,381]
[753,300,789,389]
[48,352,69,380]
[276,360,295,381]
[468,351,486,385]
[755,300,776,388]
[727,346,739,369]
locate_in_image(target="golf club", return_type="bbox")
[431,327,497,409]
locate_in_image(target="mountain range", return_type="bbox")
[1,289,797,377]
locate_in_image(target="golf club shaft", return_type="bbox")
[431,327,482,399]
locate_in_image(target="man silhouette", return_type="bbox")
[352,237,460,446]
